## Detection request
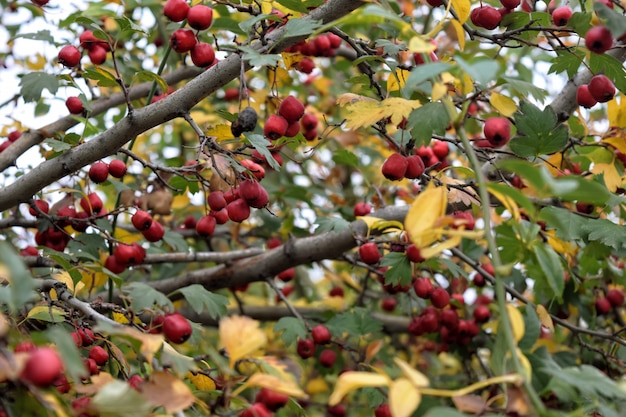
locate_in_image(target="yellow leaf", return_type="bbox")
[405,182,447,248]
[489,93,517,117]
[487,184,520,221]
[242,373,307,399]
[603,136,626,154]
[358,216,404,236]
[591,162,624,192]
[387,69,411,92]
[205,124,234,142]
[431,82,448,102]
[219,315,267,368]
[282,52,303,70]
[451,0,471,23]
[52,271,75,294]
[141,371,195,413]
[536,305,554,332]
[449,19,466,51]
[607,96,626,128]
[39,392,71,417]
[407,36,436,54]
[306,377,329,395]
[338,96,421,130]
[506,304,525,343]
[26,305,66,323]
[544,230,578,264]
[419,234,463,259]
[389,378,421,417]
[516,348,532,382]
[337,93,377,106]
[394,358,429,388]
[328,372,390,406]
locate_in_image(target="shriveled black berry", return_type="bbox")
[238,107,258,132]
[231,119,244,137]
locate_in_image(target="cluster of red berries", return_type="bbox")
[295,324,337,369]
[263,95,318,141]
[0,130,21,154]
[164,0,216,67]
[239,388,291,417]
[88,159,127,183]
[284,33,342,74]
[148,312,193,344]
[576,74,616,109]
[595,288,624,315]
[381,153,426,181]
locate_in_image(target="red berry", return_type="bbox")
[500,0,521,8]
[484,117,511,147]
[381,153,408,181]
[551,6,573,26]
[375,404,392,417]
[311,325,331,345]
[170,28,197,53]
[471,6,502,30]
[430,287,450,308]
[14,341,37,353]
[431,140,449,159]
[295,57,315,73]
[278,96,305,123]
[327,404,347,417]
[239,403,272,417]
[227,198,251,222]
[381,297,397,312]
[585,26,613,54]
[277,267,295,282]
[128,374,143,390]
[89,161,109,183]
[66,96,84,114]
[473,305,491,323]
[300,113,318,131]
[84,357,99,375]
[187,5,213,30]
[255,388,289,411]
[105,255,126,274]
[142,220,165,242]
[190,42,215,67]
[88,45,107,65]
[207,191,227,210]
[196,215,217,237]
[8,130,21,142]
[163,0,190,22]
[114,244,139,265]
[359,242,381,264]
[80,192,103,215]
[319,349,337,367]
[163,313,192,344]
[588,74,616,103]
[606,289,624,307]
[595,297,612,315]
[413,277,434,299]
[329,286,344,297]
[21,347,63,387]
[88,346,109,366]
[263,115,289,140]
[404,155,425,179]
[440,308,459,329]
[406,244,425,263]
[452,211,475,230]
[108,159,127,178]
[353,202,372,217]
[132,210,153,231]
[29,199,49,217]
[58,45,81,67]
[576,85,598,109]
[296,339,315,359]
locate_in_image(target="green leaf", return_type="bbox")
[589,53,626,95]
[593,2,626,39]
[327,307,383,337]
[488,182,537,218]
[275,0,310,14]
[531,243,565,300]
[281,17,323,39]
[46,327,86,384]
[454,55,500,87]
[509,101,568,158]
[124,282,173,311]
[43,138,72,152]
[162,230,189,252]
[14,30,55,43]
[84,68,119,88]
[247,134,281,170]
[408,102,450,145]
[567,12,593,37]
[547,50,584,78]
[380,252,412,287]
[404,62,453,91]
[518,305,541,351]
[175,285,229,319]
[314,217,350,234]
[502,76,549,102]
[424,408,472,417]
[92,380,152,417]
[238,45,281,68]
[133,71,168,94]
[19,72,59,102]
[0,242,37,313]
[544,364,626,400]
[274,317,308,346]
[332,149,359,168]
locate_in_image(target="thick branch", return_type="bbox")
[0,0,366,213]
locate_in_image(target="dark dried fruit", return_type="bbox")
[231,107,258,137]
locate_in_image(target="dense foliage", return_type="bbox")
[0,0,625,416]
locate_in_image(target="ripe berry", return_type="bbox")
[263,115,289,140]
[142,220,165,242]
[277,267,295,282]
[29,199,49,217]
[187,5,213,30]
[227,198,251,222]
[132,210,153,231]
[88,45,107,65]
[105,255,126,273]
[484,117,511,147]
[319,349,337,367]
[21,347,63,387]
[170,28,197,53]
[576,85,598,108]
[375,404,392,417]
[296,339,315,359]
[255,388,289,411]
[595,297,612,315]
[353,202,372,217]
[452,211,476,230]
[295,57,315,73]
[114,244,139,265]
[500,0,521,8]
[89,161,109,183]
[80,192,103,215]
[328,404,347,417]
[381,297,397,312]
[163,313,192,344]
[8,130,21,142]
[84,357,99,375]
[413,277,434,299]
[196,215,217,237]
[58,45,81,68]
[300,113,318,131]
[551,6,573,26]
[430,287,450,308]
[606,289,624,307]
[588,74,616,103]
[207,191,227,210]
[381,153,408,181]
[278,96,305,123]
[473,305,491,323]
[211,207,231,223]
[190,42,215,67]
[239,403,272,417]
[406,244,425,263]
[359,242,381,264]
[585,26,613,54]
[88,346,109,366]
[471,6,502,30]
[404,155,425,179]
[31,0,49,6]
[311,325,331,345]
[163,0,190,22]
[108,159,127,178]
[432,140,449,159]
[66,96,84,114]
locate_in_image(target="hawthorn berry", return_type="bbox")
[187,5,213,30]
[21,347,63,387]
[190,42,215,67]
[132,210,153,231]
[58,45,81,67]
[263,114,289,140]
[576,85,598,108]
[585,26,613,54]
[311,324,332,345]
[551,5,573,26]
[142,220,165,242]
[588,74,616,103]
[88,346,109,366]
[170,28,197,53]
[66,96,84,114]
[196,215,217,237]
[353,201,372,216]
[483,117,511,147]
[89,161,109,183]
[163,0,190,22]
[381,153,408,181]
[278,96,305,123]
[359,242,381,264]
[163,313,192,344]
[430,287,450,308]
[606,288,624,307]
[296,339,315,359]
[319,349,337,367]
